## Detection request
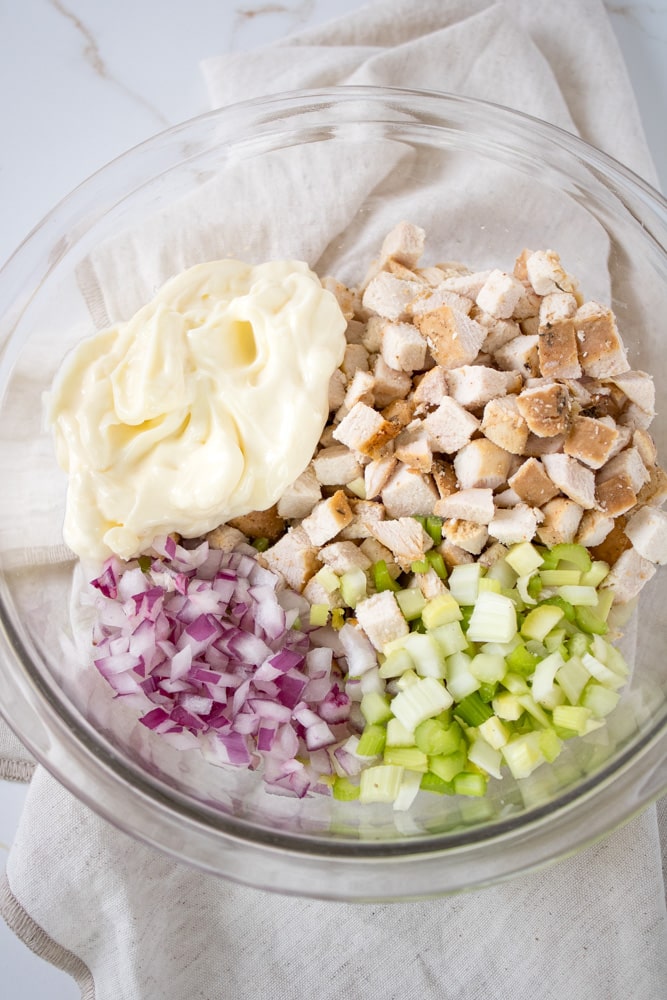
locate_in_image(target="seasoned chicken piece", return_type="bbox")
[454,439,513,490]
[301,491,354,547]
[394,421,433,472]
[412,366,449,414]
[476,269,525,319]
[355,591,409,652]
[478,542,509,568]
[343,369,375,411]
[597,447,649,494]
[362,271,423,321]
[488,504,540,545]
[516,382,570,438]
[313,445,364,488]
[433,488,495,524]
[438,540,475,567]
[590,519,632,565]
[381,463,439,518]
[602,547,656,605]
[536,498,584,546]
[424,396,480,454]
[525,249,579,297]
[410,286,473,318]
[494,335,540,378]
[608,370,655,418]
[576,509,615,548]
[379,220,426,269]
[361,315,385,353]
[637,465,667,508]
[364,454,398,500]
[206,524,247,552]
[380,321,427,373]
[508,457,559,507]
[446,365,519,409]
[595,476,638,518]
[573,301,629,378]
[339,500,386,540]
[303,576,343,611]
[261,526,321,592]
[277,464,322,519]
[632,428,658,468]
[328,368,347,412]
[381,398,415,430]
[345,319,366,345]
[442,519,489,555]
[227,505,285,542]
[416,566,449,599]
[319,540,372,575]
[413,304,487,368]
[372,356,413,407]
[370,516,434,572]
[340,343,370,380]
[481,395,529,455]
[624,507,667,565]
[333,401,399,459]
[542,453,597,509]
[564,415,620,470]
[537,292,582,379]
[321,276,359,321]
[523,432,566,457]
[477,314,522,354]
[431,458,459,500]
[438,270,493,299]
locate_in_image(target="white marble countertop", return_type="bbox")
[0,1,665,996]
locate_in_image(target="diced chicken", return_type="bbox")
[362,271,423,321]
[379,220,426,269]
[637,465,667,508]
[597,448,649,494]
[416,567,449,599]
[415,265,448,287]
[345,318,366,345]
[481,395,529,455]
[355,591,410,652]
[206,524,247,552]
[413,305,487,368]
[512,284,543,321]
[433,488,495,524]
[523,432,566,457]
[537,293,581,379]
[319,425,338,448]
[624,507,667,565]
[478,541,509,568]
[386,258,427,284]
[536,498,584,546]
[339,500,386,540]
[541,453,597,509]
[321,276,358,321]
[574,301,629,378]
[602,547,656,605]
[618,403,653,431]
[343,369,375,411]
[438,540,475,567]
[361,315,385,353]
[261,526,321,592]
[318,540,372,574]
[564,415,620,470]
[370,516,434,572]
[493,488,523,508]
[525,249,579,297]
[442,519,488,555]
[454,439,512,490]
[519,316,540,336]
[410,286,473,318]
[277,465,322,519]
[508,457,559,507]
[424,396,480,454]
[477,314,522,354]
[313,445,363,487]
[595,476,638,518]
[539,291,577,325]
[576,509,615,548]
[609,370,655,417]
[381,321,427,373]
[359,537,401,579]
[412,366,449,413]
[597,417,630,460]
[364,454,398,500]
[394,421,432,472]
[494,335,540,378]
[381,399,415,430]
[340,343,370,380]
[516,382,570,438]
[381,463,439,518]
[439,270,493,299]
[301,491,354,547]
[590,520,632,565]
[372,356,413,407]
[513,249,533,282]
[431,458,459,499]
[476,269,525,319]
[302,576,342,611]
[632,428,658,468]
[445,365,518,409]
[227,505,285,542]
[328,368,347,412]
[333,400,399,458]
[488,504,540,545]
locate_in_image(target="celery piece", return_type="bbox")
[568,631,589,658]
[579,560,610,588]
[478,681,499,704]
[340,567,367,609]
[411,559,430,574]
[385,717,416,748]
[454,691,494,727]
[309,603,330,627]
[501,672,530,695]
[540,596,576,623]
[331,607,345,630]
[138,555,152,573]
[391,676,453,731]
[544,627,567,652]
[252,536,270,553]
[594,587,614,623]
[467,738,502,779]
[505,643,539,676]
[486,557,518,589]
[346,477,366,499]
[429,748,467,782]
[581,652,625,690]
[479,577,502,594]
[395,668,421,690]
[597,638,629,677]
[357,723,387,756]
[454,771,488,797]
[574,606,608,635]
[556,655,590,704]
[425,515,444,544]
[426,549,448,580]
[506,541,544,577]
[527,575,543,600]
[422,592,463,629]
[540,569,581,587]
[430,620,468,657]
[445,652,481,701]
[379,647,414,680]
[501,732,544,779]
[478,715,510,749]
[359,764,404,803]
[414,718,462,756]
[542,543,592,573]
[315,565,340,594]
[372,559,400,593]
[396,588,427,621]
[521,604,564,641]
[404,632,447,679]
[360,691,393,725]
[492,691,524,721]
[467,591,518,644]
[581,683,621,718]
[538,728,563,763]
[470,652,507,684]
[332,776,361,801]
[393,769,423,812]
[384,747,429,772]
[552,704,591,735]
[412,515,427,528]
[420,771,455,795]
[531,651,566,704]
[410,619,427,634]
[448,563,482,605]
[557,585,598,607]
[517,693,552,728]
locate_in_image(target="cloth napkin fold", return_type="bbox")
[2,2,666,998]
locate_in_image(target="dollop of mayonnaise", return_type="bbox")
[49,259,347,562]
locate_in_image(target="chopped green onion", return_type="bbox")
[372,559,401,592]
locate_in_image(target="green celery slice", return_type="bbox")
[454,691,494,727]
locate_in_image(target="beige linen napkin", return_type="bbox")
[1,2,666,997]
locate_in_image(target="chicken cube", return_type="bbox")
[333,400,399,458]
[313,445,364,487]
[362,271,423,321]
[301,491,354,547]
[433,488,495,524]
[361,315,385,353]
[439,270,493,299]
[321,276,358,321]
[541,453,597,509]
[537,292,581,379]
[525,249,579,296]
[413,304,487,368]
[477,314,522,354]
[438,540,475,568]
[602,547,656,604]
[381,321,427,372]
[494,335,540,378]
[442,519,489,555]
[394,421,433,472]
[277,464,322,519]
[597,447,649,494]
[328,369,347,412]
[370,516,434,572]
[372,356,413,407]
[381,463,439,518]
[355,591,409,652]
[410,286,473,318]
[536,498,584,546]
[261,526,321,592]
[508,457,560,507]
[632,428,658,468]
[488,504,540,545]
[412,366,449,413]
[595,476,638,518]
[206,524,247,552]
[343,369,375,411]
[340,343,370,380]
[564,415,620,470]
[475,269,525,319]
[379,220,425,269]
[364,454,398,500]
[424,397,480,454]
[445,365,518,409]
[624,507,667,565]
[318,540,373,575]
[637,465,667,508]
[339,500,386,540]
[574,302,629,378]
[481,396,529,455]
[227,505,285,542]
[576,509,615,548]
[454,439,513,490]
[609,370,655,417]
[516,382,570,438]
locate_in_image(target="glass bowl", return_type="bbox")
[0,87,665,901]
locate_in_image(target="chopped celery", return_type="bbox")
[574,605,608,635]
[448,563,482,605]
[540,569,581,586]
[595,587,614,623]
[556,655,590,704]
[454,771,488,797]
[391,676,453,731]
[469,652,506,684]
[395,668,421,690]
[332,776,360,801]
[581,652,625,690]
[445,651,481,701]
[410,619,427,634]
[485,557,518,589]
[502,672,530,695]
[580,560,610,588]
[455,691,494,727]
[527,575,543,600]
[501,732,544,779]
[516,693,552,728]
[138,555,152,572]
[425,515,444,544]
[581,683,621,718]
[411,559,430,574]
[360,691,393,725]
[360,667,384,695]
[403,632,446,678]
[309,603,330,627]
[538,728,562,763]
[540,595,576,623]
[422,592,463,629]
[557,585,598,607]
[597,638,629,677]
[359,764,404,803]
[426,549,448,579]
[505,541,544,576]
[479,576,502,594]
[521,604,564,641]
[568,631,589,658]
[414,718,462,756]
[252,536,270,553]
[531,651,566,704]
[315,565,340,594]
[372,560,401,593]
[357,724,387,756]
[420,771,455,795]
[384,747,429,772]
[340,567,367,608]
[478,715,510,749]
[429,748,467,782]
[505,643,539,676]
[379,647,414,680]
[541,543,592,573]
[430,620,468,657]
[467,739,502,779]
[393,770,423,812]
[552,704,592,735]
[544,627,567,652]
[346,477,366,499]
[492,691,524,721]
[467,591,518,643]
[478,681,499,704]
[385,717,416,748]
[395,588,427,621]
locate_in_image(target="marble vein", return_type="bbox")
[48,0,171,126]
[605,2,667,42]
[231,0,315,46]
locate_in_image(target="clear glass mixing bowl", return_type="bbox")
[0,88,665,900]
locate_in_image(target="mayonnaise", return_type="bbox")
[48,259,347,562]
